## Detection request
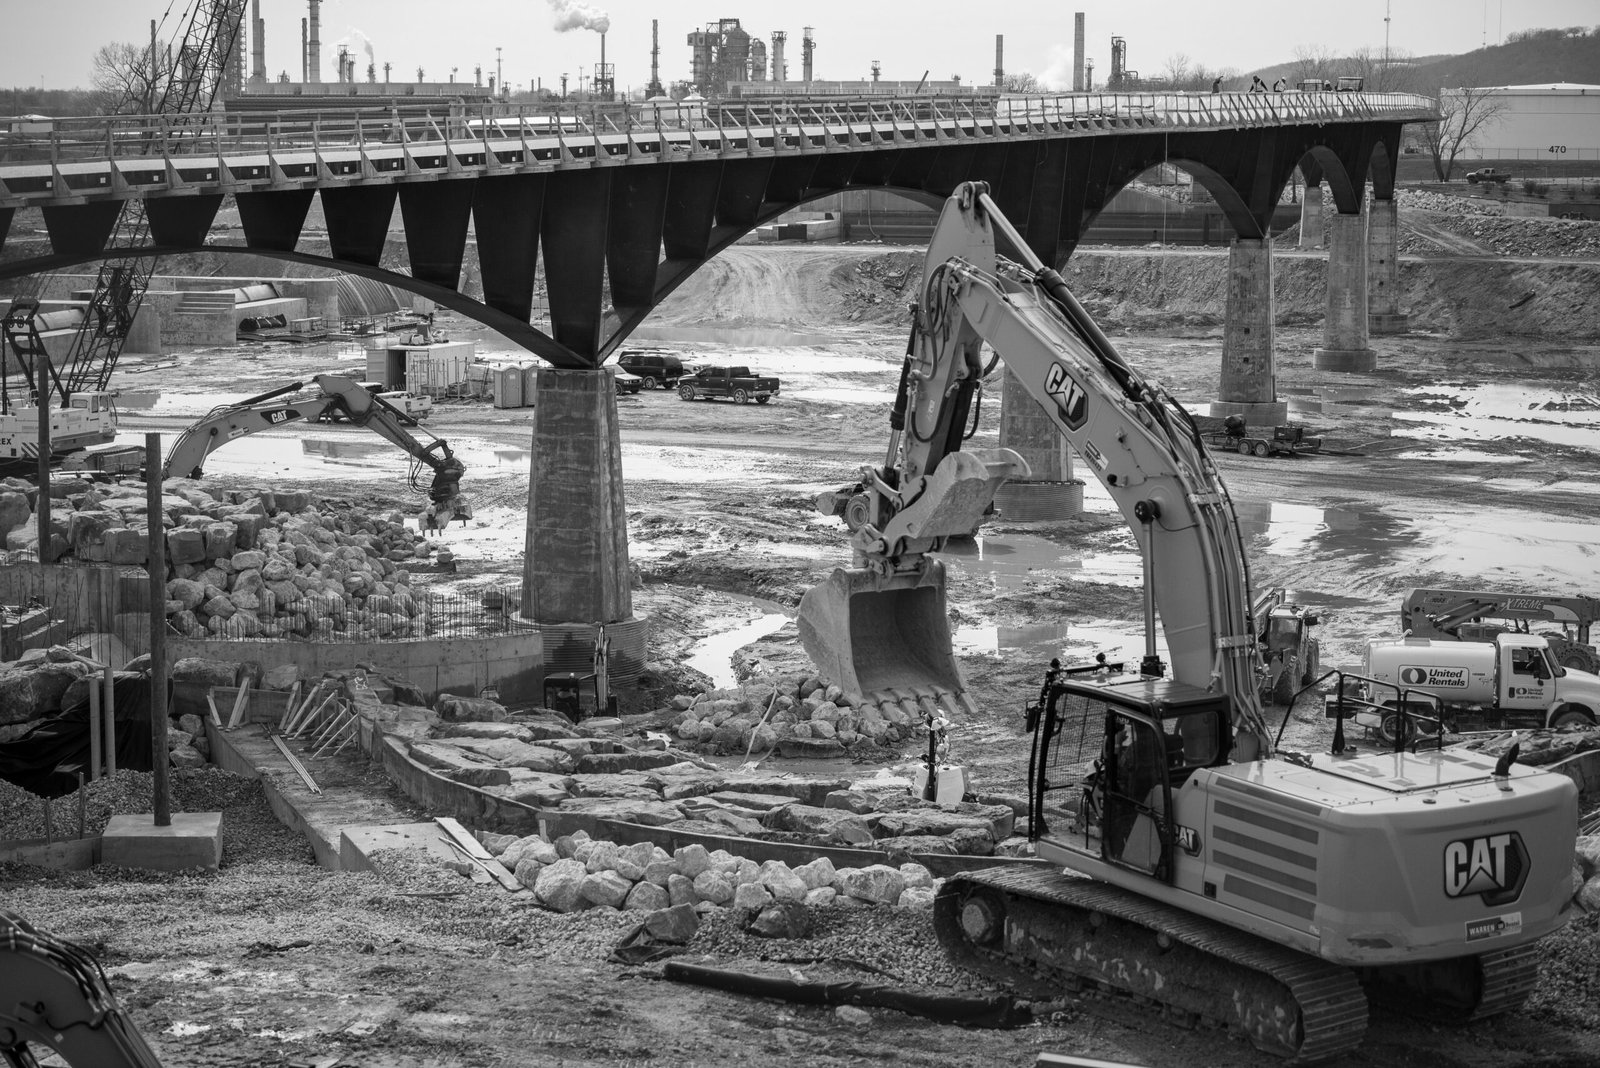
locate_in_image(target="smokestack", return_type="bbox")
[251,0,265,82]
[300,17,307,82]
[648,19,663,96]
[1074,13,1085,92]
[307,0,321,83]
[994,34,1004,88]
[802,26,814,83]
[771,31,787,83]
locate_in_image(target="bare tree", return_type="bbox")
[1345,45,1420,93]
[1288,45,1337,87]
[1003,72,1044,93]
[1420,87,1510,181]
[90,40,166,115]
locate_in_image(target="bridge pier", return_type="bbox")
[1212,237,1287,425]
[1312,211,1376,372]
[520,368,645,691]
[1298,184,1324,249]
[994,366,1084,521]
[1367,196,1408,334]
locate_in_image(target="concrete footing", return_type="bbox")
[992,479,1085,522]
[101,812,223,871]
[1219,237,1279,409]
[1298,184,1324,249]
[1369,312,1410,335]
[1209,399,1289,425]
[1310,348,1379,372]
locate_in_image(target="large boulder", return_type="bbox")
[760,803,874,846]
[533,858,589,912]
[0,663,86,725]
[837,864,906,906]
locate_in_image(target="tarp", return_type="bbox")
[0,675,157,798]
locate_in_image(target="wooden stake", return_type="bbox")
[146,431,169,826]
[227,679,251,729]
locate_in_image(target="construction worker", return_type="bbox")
[1272,77,1287,92]
[1250,75,1268,94]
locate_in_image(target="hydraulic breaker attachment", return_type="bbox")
[797,560,975,715]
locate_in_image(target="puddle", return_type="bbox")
[1395,383,1600,453]
[631,326,838,347]
[301,438,385,459]
[954,618,1168,669]
[938,532,1144,588]
[785,386,894,404]
[683,609,792,689]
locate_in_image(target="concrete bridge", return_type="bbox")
[0,92,1438,680]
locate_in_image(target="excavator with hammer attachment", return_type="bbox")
[163,373,472,530]
[796,183,1579,1062]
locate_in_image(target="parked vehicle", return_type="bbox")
[1400,586,1600,673]
[617,351,686,389]
[1206,416,1321,458]
[614,370,643,395]
[1330,633,1600,743]
[677,365,780,404]
[1254,588,1320,704]
[1466,167,1510,185]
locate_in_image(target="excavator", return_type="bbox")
[797,183,1579,1062]
[163,374,472,530]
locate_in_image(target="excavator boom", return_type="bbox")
[162,374,471,528]
[798,182,1269,750]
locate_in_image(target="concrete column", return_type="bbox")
[993,366,1083,521]
[1312,211,1376,372]
[1211,237,1287,425]
[1298,183,1324,249]
[521,367,634,625]
[1367,196,1408,335]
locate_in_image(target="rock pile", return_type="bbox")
[0,645,109,741]
[478,827,944,918]
[1400,210,1600,259]
[670,676,924,758]
[1396,189,1504,216]
[0,477,447,641]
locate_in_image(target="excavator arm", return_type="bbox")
[799,182,1271,752]
[162,374,471,529]
[1,911,164,1068]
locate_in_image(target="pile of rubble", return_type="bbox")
[671,677,924,757]
[1396,188,1505,216]
[0,478,449,641]
[478,827,944,919]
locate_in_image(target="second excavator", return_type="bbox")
[163,374,472,530]
[796,183,1579,1062]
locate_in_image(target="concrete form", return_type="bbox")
[1312,212,1376,372]
[994,365,1084,521]
[1213,237,1288,425]
[101,811,223,871]
[1367,197,1408,335]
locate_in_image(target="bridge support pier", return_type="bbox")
[521,368,645,691]
[1211,237,1287,426]
[1367,196,1408,334]
[1312,211,1376,372]
[1298,184,1324,249]
[994,366,1084,522]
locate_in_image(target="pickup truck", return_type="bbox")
[677,365,780,405]
[1466,167,1510,185]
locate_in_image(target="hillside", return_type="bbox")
[1249,26,1600,92]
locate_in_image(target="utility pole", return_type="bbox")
[146,433,170,827]
[1383,0,1391,89]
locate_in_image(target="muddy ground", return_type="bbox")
[7,231,1600,1067]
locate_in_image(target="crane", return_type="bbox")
[797,183,1579,1062]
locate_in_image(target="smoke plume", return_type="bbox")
[335,27,377,65]
[547,0,610,34]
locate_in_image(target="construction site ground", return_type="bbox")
[6,209,1600,1066]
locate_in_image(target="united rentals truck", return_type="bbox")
[1332,632,1600,743]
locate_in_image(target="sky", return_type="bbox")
[9,0,1598,93]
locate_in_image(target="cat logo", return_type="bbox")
[1444,832,1529,907]
[265,408,297,424]
[1175,824,1201,856]
[1043,363,1088,431]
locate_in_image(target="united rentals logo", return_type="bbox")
[1400,665,1469,688]
[1444,832,1529,907]
[1044,363,1088,431]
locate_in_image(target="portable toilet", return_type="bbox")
[493,365,524,408]
[521,363,541,407]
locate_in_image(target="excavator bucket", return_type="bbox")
[797,561,974,715]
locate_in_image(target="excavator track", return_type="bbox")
[1361,942,1541,1024]
[933,867,1369,1064]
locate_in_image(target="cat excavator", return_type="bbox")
[163,374,472,530]
[797,183,1579,1062]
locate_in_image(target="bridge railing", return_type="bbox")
[1,92,1439,169]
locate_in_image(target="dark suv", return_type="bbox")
[617,351,685,390]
